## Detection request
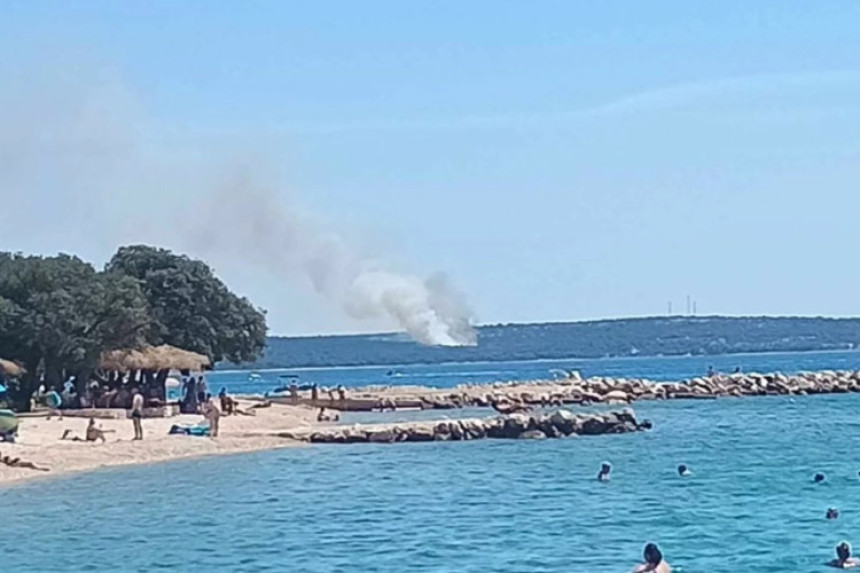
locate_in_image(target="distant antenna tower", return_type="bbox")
[686,295,691,315]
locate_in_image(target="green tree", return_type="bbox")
[0,253,150,408]
[106,245,267,364]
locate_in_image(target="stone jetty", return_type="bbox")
[255,370,860,413]
[283,408,650,444]
[339,370,860,410]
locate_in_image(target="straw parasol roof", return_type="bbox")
[0,358,25,378]
[100,345,211,372]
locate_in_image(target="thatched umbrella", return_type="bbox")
[99,345,211,373]
[0,358,25,378]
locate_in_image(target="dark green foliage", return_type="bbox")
[246,316,860,369]
[0,253,150,407]
[106,245,266,364]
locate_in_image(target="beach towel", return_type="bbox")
[168,424,210,437]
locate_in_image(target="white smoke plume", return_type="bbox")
[0,59,477,346]
[193,170,477,347]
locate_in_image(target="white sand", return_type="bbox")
[0,402,319,486]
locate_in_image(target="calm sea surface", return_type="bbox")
[5,351,860,572]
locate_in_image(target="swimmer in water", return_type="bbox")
[828,541,859,569]
[633,543,671,572]
[827,508,840,520]
[677,464,691,477]
[815,473,826,483]
[597,462,611,482]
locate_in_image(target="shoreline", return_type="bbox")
[0,402,318,487]
[7,367,860,487]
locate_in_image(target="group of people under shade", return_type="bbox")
[598,463,860,570]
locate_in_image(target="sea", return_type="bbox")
[5,350,860,572]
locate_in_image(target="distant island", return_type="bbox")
[236,316,860,369]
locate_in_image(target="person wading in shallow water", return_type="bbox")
[131,387,144,440]
[633,543,671,572]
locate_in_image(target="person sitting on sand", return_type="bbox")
[60,418,112,443]
[218,387,237,416]
[202,395,221,438]
[317,407,340,422]
[597,462,612,482]
[633,542,671,572]
[828,508,840,520]
[828,541,859,568]
[677,464,691,477]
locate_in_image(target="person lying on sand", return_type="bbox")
[829,542,859,569]
[0,451,49,472]
[633,543,671,573]
[60,418,113,443]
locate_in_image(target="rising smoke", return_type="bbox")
[192,170,477,347]
[0,61,477,346]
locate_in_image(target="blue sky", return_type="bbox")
[2,2,860,336]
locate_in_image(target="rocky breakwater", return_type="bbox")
[285,408,651,444]
[571,370,860,401]
[407,370,860,409]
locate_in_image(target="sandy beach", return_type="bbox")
[0,402,319,486]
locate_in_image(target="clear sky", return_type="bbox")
[1,1,860,336]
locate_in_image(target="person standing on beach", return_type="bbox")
[202,394,221,437]
[131,387,144,440]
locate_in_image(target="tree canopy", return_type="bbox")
[0,246,267,408]
[106,245,267,364]
[0,253,150,406]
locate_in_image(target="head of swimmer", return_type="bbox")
[644,543,663,565]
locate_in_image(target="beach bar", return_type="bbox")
[54,345,212,418]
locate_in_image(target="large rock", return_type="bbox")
[549,409,578,435]
[579,415,609,435]
[406,425,435,442]
[602,390,630,404]
[367,429,396,443]
[343,426,368,443]
[518,429,547,440]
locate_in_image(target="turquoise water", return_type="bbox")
[5,353,860,571]
[212,349,860,395]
